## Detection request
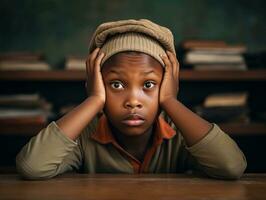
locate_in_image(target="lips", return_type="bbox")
[122,114,145,126]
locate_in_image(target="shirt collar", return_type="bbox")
[91,114,176,145]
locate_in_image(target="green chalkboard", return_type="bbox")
[0,0,265,67]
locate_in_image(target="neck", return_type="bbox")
[109,123,154,161]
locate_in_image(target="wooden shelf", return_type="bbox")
[0,120,47,136]
[0,70,85,81]
[0,121,265,136]
[219,122,266,135]
[0,166,16,174]
[0,69,266,81]
[181,69,266,81]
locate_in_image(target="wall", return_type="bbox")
[0,0,265,66]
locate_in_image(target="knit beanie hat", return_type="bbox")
[88,19,176,67]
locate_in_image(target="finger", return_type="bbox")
[175,58,180,80]
[86,48,99,76]
[85,58,92,94]
[160,54,172,73]
[166,51,178,77]
[94,52,105,72]
[89,48,100,71]
[85,52,91,77]
[85,53,92,89]
[86,49,99,94]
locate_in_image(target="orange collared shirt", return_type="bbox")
[91,115,176,173]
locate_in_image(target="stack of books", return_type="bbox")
[180,40,247,71]
[65,56,86,70]
[0,94,53,125]
[0,52,50,70]
[193,92,250,123]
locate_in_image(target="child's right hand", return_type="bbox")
[86,48,106,107]
[55,48,105,140]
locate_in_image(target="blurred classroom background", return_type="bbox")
[0,0,265,173]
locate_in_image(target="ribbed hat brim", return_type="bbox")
[100,33,167,67]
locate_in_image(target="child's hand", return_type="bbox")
[86,48,106,106]
[159,51,180,108]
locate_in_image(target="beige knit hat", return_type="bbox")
[88,19,176,67]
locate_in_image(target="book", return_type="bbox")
[203,92,248,107]
[184,52,245,64]
[0,114,47,124]
[181,40,246,53]
[183,43,247,53]
[0,108,49,119]
[181,40,227,49]
[0,52,50,71]
[0,94,53,120]
[194,105,250,123]
[65,56,86,70]
[193,63,247,71]
[0,60,50,70]
[0,94,40,102]
[193,92,250,123]
[0,94,52,109]
[179,40,248,70]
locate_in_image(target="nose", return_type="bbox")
[124,89,143,109]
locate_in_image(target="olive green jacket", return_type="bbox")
[16,115,247,180]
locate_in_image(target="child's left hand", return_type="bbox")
[159,51,180,107]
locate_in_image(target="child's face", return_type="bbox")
[102,52,163,137]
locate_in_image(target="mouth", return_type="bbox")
[122,114,145,127]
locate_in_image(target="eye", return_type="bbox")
[144,81,155,89]
[110,81,124,89]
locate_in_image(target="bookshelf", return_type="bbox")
[0,69,266,136]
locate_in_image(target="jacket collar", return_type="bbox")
[91,114,176,146]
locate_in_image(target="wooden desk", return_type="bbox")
[0,174,265,200]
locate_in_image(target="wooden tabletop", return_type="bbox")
[0,173,266,200]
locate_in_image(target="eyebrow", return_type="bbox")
[108,69,160,76]
[108,70,122,75]
[143,70,157,75]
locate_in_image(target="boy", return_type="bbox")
[16,19,247,180]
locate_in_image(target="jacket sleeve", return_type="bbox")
[182,123,247,180]
[16,121,83,180]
